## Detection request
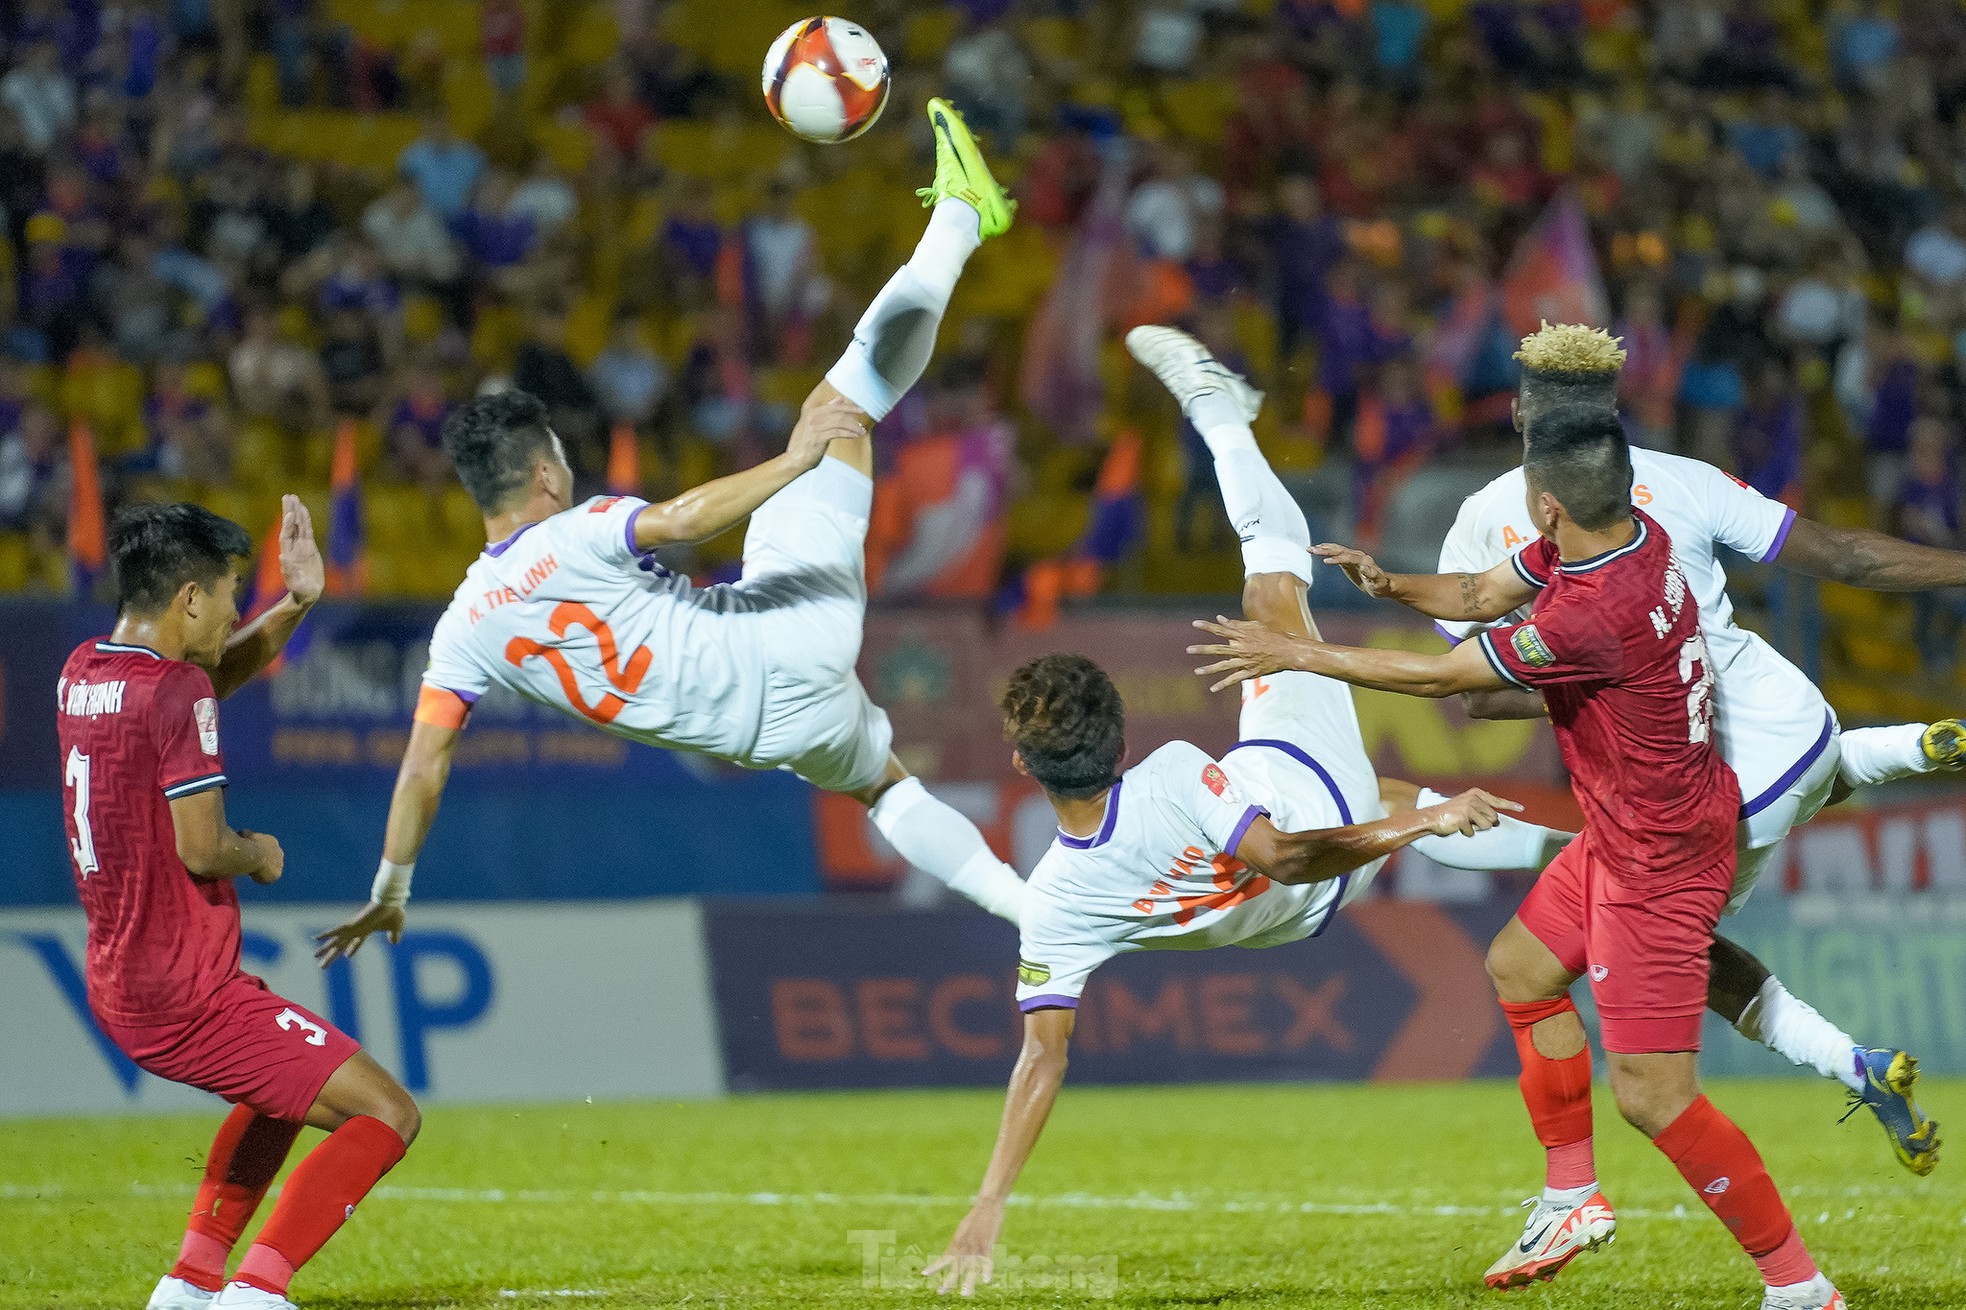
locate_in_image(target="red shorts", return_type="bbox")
[1517,832,1734,1055]
[95,974,360,1123]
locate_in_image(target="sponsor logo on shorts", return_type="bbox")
[193,698,219,755]
[1512,625,1557,668]
[1589,964,1609,982]
[1018,959,1051,986]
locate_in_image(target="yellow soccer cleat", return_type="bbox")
[1845,1047,1941,1176]
[1921,718,1965,771]
[919,97,1015,239]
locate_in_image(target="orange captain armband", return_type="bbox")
[413,685,473,730]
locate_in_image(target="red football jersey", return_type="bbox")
[1476,509,1741,888]
[57,640,242,1025]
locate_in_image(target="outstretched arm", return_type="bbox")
[1190,617,1512,698]
[314,717,459,964]
[926,1007,1076,1297]
[630,402,864,551]
[1774,516,1966,590]
[211,496,323,698]
[1313,544,1538,623]
[1232,789,1520,886]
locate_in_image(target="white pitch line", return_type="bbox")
[1,1181,1943,1225]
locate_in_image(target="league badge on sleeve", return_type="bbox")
[1512,626,1557,669]
[194,698,220,755]
[1018,959,1051,986]
[1202,762,1244,804]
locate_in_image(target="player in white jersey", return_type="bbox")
[314,101,1030,961]
[924,327,1577,1296]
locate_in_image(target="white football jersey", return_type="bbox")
[1014,741,1364,1012]
[1436,449,1831,814]
[423,494,778,766]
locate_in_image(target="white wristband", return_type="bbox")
[372,859,414,909]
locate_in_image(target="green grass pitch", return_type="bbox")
[2,1078,1960,1309]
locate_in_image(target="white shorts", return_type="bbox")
[738,457,893,794]
[1220,657,1389,947]
[1726,709,1841,915]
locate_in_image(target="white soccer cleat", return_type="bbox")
[211,1283,295,1310]
[1482,1188,1616,1289]
[1761,1274,1848,1310]
[1124,326,1263,423]
[146,1275,217,1310]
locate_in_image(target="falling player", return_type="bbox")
[1194,406,1851,1310]
[1422,328,1948,1202]
[60,501,419,1310]
[923,327,1580,1296]
[315,100,1027,960]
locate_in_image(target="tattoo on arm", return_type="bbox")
[1459,574,1481,617]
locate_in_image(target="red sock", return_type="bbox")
[233,1116,407,1297]
[1500,996,1596,1190]
[1654,1095,1816,1285]
[170,1106,304,1292]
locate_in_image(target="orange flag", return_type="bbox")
[607,421,640,495]
[68,420,107,594]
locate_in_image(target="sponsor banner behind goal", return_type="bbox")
[0,900,724,1117]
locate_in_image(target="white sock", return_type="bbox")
[1541,1181,1598,1208]
[869,776,1024,923]
[1193,404,1314,584]
[1734,977,1865,1092]
[823,200,981,421]
[1411,788,1570,871]
[1836,723,1933,788]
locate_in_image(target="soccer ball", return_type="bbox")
[761,16,889,143]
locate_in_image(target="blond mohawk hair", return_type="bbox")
[1515,321,1626,375]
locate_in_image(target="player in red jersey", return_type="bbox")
[1190,409,1845,1310]
[58,501,420,1310]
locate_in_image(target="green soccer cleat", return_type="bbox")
[919,97,1015,239]
[1843,1047,1941,1176]
[1921,718,1965,770]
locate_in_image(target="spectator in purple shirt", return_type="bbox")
[1316,259,1375,447]
[1731,358,1804,505]
[1270,173,1345,357]
[1896,415,1966,675]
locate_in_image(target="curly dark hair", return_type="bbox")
[1000,652,1126,799]
[441,388,558,512]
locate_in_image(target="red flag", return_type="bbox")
[607,421,640,495]
[1500,189,1609,339]
[67,420,107,595]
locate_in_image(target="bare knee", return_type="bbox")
[1606,1052,1698,1138]
[1486,918,1573,1003]
[1241,573,1314,637]
[378,1084,422,1146]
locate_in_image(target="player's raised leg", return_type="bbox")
[215,1052,420,1309]
[803,97,1014,476]
[1837,718,1965,792]
[149,1110,304,1308]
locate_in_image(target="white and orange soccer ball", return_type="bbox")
[761,16,889,143]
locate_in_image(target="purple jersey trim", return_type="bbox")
[1225,803,1268,856]
[623,501,652,560]
[1740,710,1834,819]
[1435,621,1467,646]
[1760,506,1798,564]
[1223,738,1354,937]
[1019,993,1080,1012]
[1056,780,1122,849]
[485,520,538,558]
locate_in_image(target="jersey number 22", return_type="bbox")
[504,601,652,725]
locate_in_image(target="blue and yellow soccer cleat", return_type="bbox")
[1844,1047,1941,1175]
[919,98,1015,239]
[1921,718,1965,771]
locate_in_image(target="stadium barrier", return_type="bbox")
[7,816,1964,1117]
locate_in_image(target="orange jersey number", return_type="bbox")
[504,601,652,724]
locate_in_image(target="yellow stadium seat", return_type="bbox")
[0,532,31,592]
[566,293,615,367]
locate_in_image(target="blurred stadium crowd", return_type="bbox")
[0,0,1962,711]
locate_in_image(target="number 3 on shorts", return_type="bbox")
[276,1007,328,1047]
